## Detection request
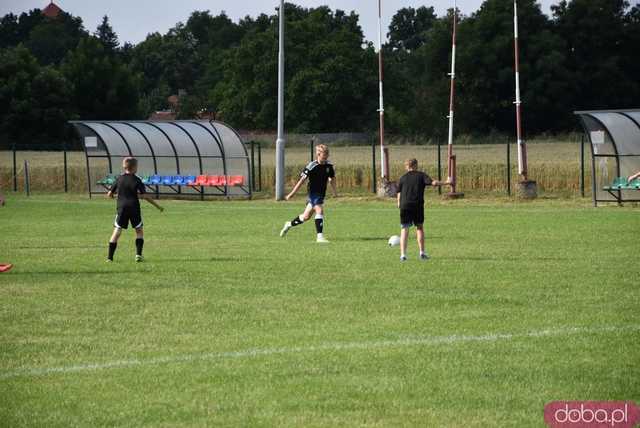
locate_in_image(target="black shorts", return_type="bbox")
[400,204,424,228]
[114,206,143,229]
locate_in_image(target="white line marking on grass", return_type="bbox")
[2,325,638,380]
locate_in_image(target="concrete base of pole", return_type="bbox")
[445,192,465,199]
[377,178,397,198]
[517,180,538,199]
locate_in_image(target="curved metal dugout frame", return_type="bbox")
[575,109,640,206]
[70,120,252,199]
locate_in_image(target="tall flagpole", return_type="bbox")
[513,0,527,180]
[445,0,462,198]
[275,0,286,200]
[377,0,388,181]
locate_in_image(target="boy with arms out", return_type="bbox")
[397,158,449,261]
[280,144,337,243]
[107,157,163,262]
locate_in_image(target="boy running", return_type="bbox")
[280,144,337,243]
[396,158,449,261]
[107,157,163,262]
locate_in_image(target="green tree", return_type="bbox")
[26,11,87,65]
[388,6,437,51]
[0,45,74,148]
[186,11,244,51]
[61,37,140,119]
[211,3,377,132]
[0,45,40,145]
[452,0,570,134]
[137,83,171,119]
[394,13,454,137]
[130,23,200,97]
[95,15,119,53]
[0,13,21,49]
[552,0,638,110]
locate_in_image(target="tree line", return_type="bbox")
[0,0,638,148]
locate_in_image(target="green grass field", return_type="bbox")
[1,194,638,427]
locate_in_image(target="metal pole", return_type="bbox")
[12,142,17,192]
[507,140,511,196]
[590,152,597,207]
[513,0,528,180]
[377,0,387,180]
[250,141,256,192]
[446,0,458,191]
[437,141,442,195]
[275,0,286,200]
[258,142,262,192]
[580,135,585,197]
[371,137,377,193]
[85,148,92,199]
[310,137,314,162]
[24,160,30,197]
[63,141,68,193]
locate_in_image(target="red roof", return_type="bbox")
[42,2,62,18]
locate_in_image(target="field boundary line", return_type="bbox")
[1,324,638,380]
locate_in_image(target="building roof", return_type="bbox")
[42,1,63,19]
[148,110,177,121]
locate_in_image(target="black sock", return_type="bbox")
[108,242,117,260]
[135,238,144,256]
[291,216,304,227]
[315,216,323,234]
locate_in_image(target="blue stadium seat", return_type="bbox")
[162,176,175,186]
[184,176,196,185]
[149,175,162,185]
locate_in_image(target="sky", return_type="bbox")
[1,0,557,45]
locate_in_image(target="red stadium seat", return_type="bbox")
[207,175,225,186]
[194,175,208,186]
[227,175,244,186]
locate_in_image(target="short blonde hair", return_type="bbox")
[405,158,418,169]
[316,144,329,156]
[123,157,138,170]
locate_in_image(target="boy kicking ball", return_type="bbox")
[397,158,449,261]
[107,157,163,262]
[280,144,337,243]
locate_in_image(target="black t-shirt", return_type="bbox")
[397,170,433,208]
[111,173,145,209]
[302,161,335,196]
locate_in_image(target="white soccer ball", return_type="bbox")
[388,235,400,247]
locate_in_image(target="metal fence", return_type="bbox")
[1,138,590,197]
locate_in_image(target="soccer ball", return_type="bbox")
[388,235,400,247]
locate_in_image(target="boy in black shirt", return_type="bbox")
[280,144,337,243]
[107,157,163,262]
[396,158,449,261]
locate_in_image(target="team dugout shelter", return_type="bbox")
[70,120,251,199]
[575,109,640,206]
